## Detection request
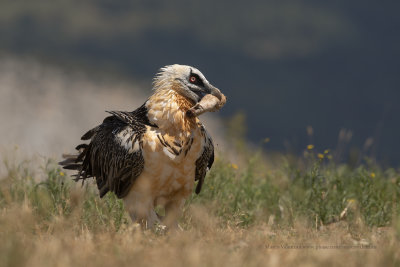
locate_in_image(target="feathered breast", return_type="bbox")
[146,89,198,136]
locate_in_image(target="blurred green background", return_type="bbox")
[1,0,399,164]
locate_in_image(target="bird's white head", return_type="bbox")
[153,64,222,104]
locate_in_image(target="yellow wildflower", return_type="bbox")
[370,172,376,178]
[307,144,314,150]
[317,153,324,159]
[59,172,65,176]
[324,149,330,154]
[231,163,238,170]
[347,199,356,204]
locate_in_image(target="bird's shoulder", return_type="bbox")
[105,104,156,129]
[81,104,155,141]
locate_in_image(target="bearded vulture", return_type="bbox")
[60,65,225,229]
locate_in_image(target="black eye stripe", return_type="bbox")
[189,73,204,87]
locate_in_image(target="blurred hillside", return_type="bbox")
[1,0,399,164]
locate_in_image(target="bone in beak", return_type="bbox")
[186,92,226,118]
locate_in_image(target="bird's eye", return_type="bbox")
[188,73,204,86]
[189,76,197,83]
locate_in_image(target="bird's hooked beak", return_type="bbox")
[208,85,222,101]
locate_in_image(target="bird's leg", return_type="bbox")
[145,209,160,229]
[123,192,160,229]
[162,198,185,230]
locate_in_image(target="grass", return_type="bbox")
[188,150,399,229]
[0,149,399,267]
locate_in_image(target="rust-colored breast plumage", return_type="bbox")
[128,88,206,202]
[146,87,198,135]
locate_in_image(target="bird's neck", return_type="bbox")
[145,89,199,137]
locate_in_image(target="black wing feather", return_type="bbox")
[59,104,152,198]
[194,125,214,194]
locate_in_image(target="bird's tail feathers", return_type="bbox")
[59,143,93,182]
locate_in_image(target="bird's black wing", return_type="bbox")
[194,124,214,194]
[60,104,155,198]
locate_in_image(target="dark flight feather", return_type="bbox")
[60,104,154,198]
[194,124,214,194]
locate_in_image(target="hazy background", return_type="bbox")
[0,0,399,165]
